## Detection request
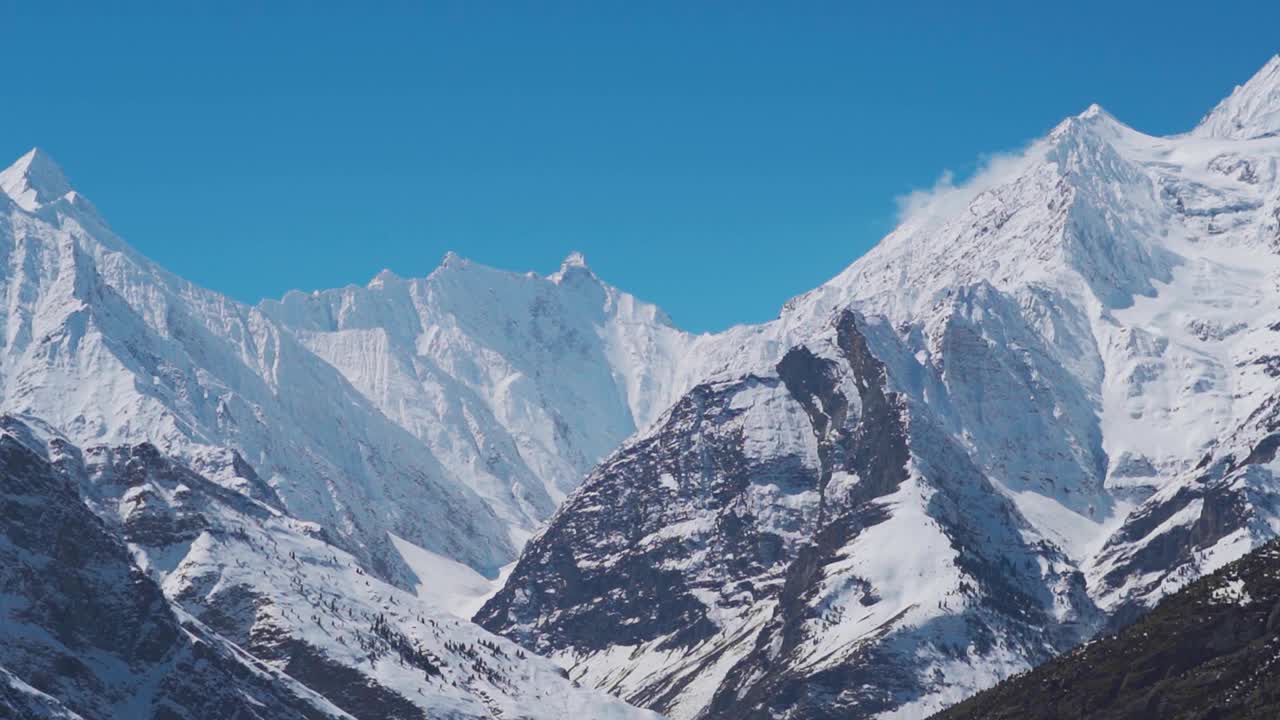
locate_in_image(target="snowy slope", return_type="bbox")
[480,54,1280,719]
[1193,54,1280,140]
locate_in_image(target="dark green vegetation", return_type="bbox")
[934,540,1280,720]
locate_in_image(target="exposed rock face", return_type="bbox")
[933,539,1280,720]
[480,312,1099,718]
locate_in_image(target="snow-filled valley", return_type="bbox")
[5,52,1280,720]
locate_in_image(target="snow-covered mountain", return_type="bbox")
[0,147,515,583]
[933,537,1280,719]
[0,143,733,577]
[259,250,708,543]
[0,416,353,720]
[0,148,673,717]
[478,55,1280,718]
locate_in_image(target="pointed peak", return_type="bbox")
[427,250,477,280]
[1193,54,1280,140]
[550,250,597,284]
[367,268,404,289]
[0,147,75,211]
[440,250,466,268]
[1079,102,1106,119]
[1049,103,1124,138]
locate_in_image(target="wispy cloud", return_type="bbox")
[892,145,1039,228]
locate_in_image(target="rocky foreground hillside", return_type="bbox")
[933,539,1280,720]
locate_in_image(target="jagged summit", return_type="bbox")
[0,147,74,211]
[550,250,594,283]
[367,267,404,288]
[1194,54,1280,140]
[440,249,465,267]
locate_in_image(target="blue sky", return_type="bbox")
[3,1,1278,332]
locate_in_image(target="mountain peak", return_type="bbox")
[1193,54,1280,140]
[367,268,404,288]
[1079,102,1106,119]
[550,250,596,284]
[0,147,74,211]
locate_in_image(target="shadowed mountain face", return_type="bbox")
[932,539,1280,720]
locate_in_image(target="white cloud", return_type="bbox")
[892,144,1041,228]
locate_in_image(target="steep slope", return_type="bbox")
[479,55,1280,718]
[0,414,662,720]
[932,538,1280,720]
[1193,54,1280,140]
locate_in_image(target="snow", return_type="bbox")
[559,605,776,720]
[261,247,711,540]
[388,532,512,619]
[1194,55,1280,140]
[1212,577,1252,605]
[0,148,73,211]
[803,477,966,665]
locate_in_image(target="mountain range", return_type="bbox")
[2,53,1280,720]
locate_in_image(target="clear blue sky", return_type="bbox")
[3,1,1277,332]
